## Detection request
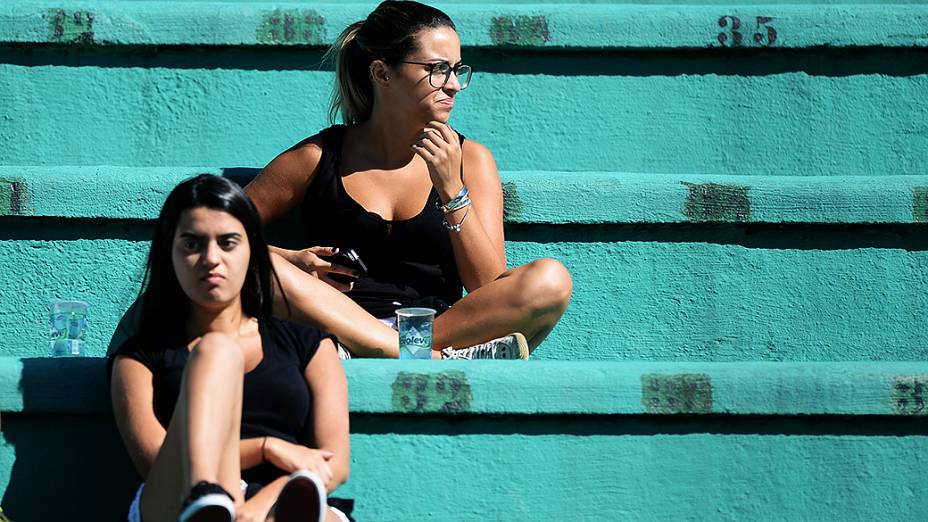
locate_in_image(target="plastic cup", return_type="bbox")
[396,307,435,360]
[48,300,88,357]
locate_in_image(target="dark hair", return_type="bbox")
[137,174,285,337]
[327,0,455,124]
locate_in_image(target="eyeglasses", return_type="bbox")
[401,60,472,90]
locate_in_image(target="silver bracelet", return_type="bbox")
[442,195,471,214]
[441,185,469,212]
[443,204,471,232]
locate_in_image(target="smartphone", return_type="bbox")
[324,249,368,284]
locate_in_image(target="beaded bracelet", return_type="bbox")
[443,204,471,232]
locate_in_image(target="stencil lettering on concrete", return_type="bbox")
[891,375,928,415]
[642,373,712,414]
[913,187,928,223]
[47,9,95,44]
[683,183,751,223]
[501,182,522,221]
[717,16,777,47]
[490,16,550,46]
[257,9,326,45]
[0,179,28,216]
[391,371,472,414]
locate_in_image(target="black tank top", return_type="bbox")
[300,125,463,318]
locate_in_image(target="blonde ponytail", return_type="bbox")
[327,21,372,125]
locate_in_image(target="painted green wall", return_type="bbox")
[4,415,927,521]
[1,359,928,520]
[1,3,928,174]
[3,232,928,361]
[2,168,928,361]
[3,63,927,175]
[4,3,928,48]
[6,358,927,417]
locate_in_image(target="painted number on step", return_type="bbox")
[891,376,928,415]
[717,16,777,47]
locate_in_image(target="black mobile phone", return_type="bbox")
[324,249,368,284]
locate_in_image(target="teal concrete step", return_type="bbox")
[2,4,928,174]
[3,2,928,48]
[2,168,927,361]
[4,167,928,224]
[3,358,928,416]
[3,233,928,361]
[6,62,926,175]
[1,358,927,520]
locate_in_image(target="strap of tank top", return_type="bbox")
[457,129,466,181]
[315,125,347,185]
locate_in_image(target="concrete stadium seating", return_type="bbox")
[1,1,927,520]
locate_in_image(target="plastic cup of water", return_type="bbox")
[48,300,88,357]
[396,307,435,360]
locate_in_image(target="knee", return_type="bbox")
[191,332,244,372]
[519,258,573,315]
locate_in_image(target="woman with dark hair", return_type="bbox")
[246,0,573,360]
[108,175,352,522]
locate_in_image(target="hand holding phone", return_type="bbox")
[322,249,368,285]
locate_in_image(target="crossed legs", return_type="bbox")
[271,253,573,357]
[433,258,573,351]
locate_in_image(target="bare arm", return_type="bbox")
[414,122,507,291]
[244,136,322,229]
[449,138,507,289]
[245,137,358,291]
[261,339,349,492]
[305,338,350,491]
[240,437,265,470]
[110,356,166,478]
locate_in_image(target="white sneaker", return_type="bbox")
[336,342,352,360]
[177,481,235,522]
[441,333,529,360]
[271,470,327,522]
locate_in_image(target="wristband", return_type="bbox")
[439,185,469,213]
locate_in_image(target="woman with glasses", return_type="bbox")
[246,0,573,360]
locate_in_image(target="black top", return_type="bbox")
[300,124,464,318]
[107,317,333,485]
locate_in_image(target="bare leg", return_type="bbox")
[270,252,400,358]
[244,475,288,521]
[271,253,571,358]
[140,333,246,521]
[433,258,573,352]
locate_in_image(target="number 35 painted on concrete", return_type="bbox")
[718,16,777,47]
